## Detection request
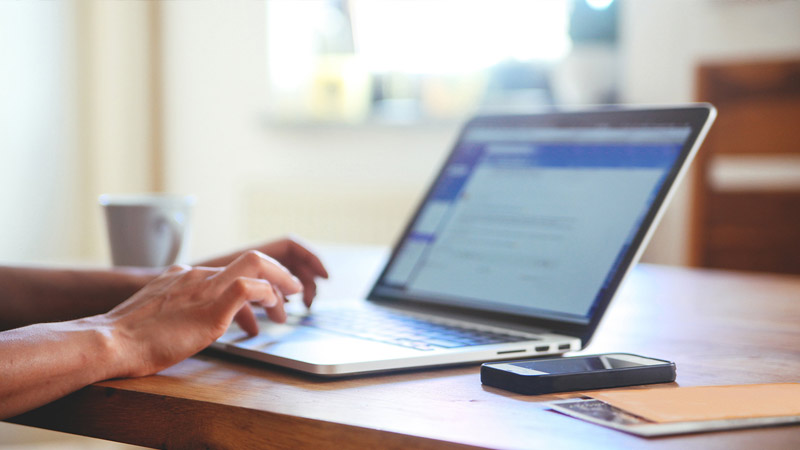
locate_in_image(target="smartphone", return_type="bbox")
[481,353,676,395]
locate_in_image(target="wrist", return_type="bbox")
[75,314,131,381]
[0,317,136,418]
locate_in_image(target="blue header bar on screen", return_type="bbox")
[463,126,692,144]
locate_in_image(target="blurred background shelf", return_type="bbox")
[693,59,800,274]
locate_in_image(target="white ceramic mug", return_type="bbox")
[99,194,195,267]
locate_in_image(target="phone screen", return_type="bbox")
[510,355,652,375]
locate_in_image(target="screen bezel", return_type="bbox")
[367,105,716,346]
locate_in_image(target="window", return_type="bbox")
[265,0,576,124]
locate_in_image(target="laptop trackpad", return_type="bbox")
[224,321,423,365]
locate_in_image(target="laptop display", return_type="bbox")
[373,123,692,324]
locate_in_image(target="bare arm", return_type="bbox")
[0,266,157,331]
[0,237,327,332]
[0,316,120,419]
[0,251,304,419]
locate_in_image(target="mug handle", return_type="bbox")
[159,214,185,267]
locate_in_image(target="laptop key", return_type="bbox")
[301,309,532,351]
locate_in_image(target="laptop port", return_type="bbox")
[535,345,550,352]
[558,343,571,350]
[497,349,526,355]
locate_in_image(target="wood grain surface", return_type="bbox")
[8,247,800,449]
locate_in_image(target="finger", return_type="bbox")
[192,265,223,274]
[264,285,288,323]
[285,239,329,279]
[233,304,259,336]
[220,277,279,319]
[293,265,319,307]
[214,250,302,296]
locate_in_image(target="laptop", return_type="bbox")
[212,104,716,376]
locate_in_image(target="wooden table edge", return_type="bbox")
[7,383,486,450]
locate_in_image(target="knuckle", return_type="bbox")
[166,263,191,273]
[229,277,250,297]
[243,250,263,264]
[185,268,206,280]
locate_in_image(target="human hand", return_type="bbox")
[197,236,329,307]
[103,251,302,378]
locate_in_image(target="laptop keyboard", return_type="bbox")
[299,308,538,351]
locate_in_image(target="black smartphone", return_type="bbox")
[481,353,676,395]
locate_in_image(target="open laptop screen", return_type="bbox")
[372,121,693,324]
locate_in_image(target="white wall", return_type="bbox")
[619,0,800,265]
[0,1,160,265]
[160,0,458,260]
[80,1,160,261]
[0,1,82,264]
[621,0,800,105]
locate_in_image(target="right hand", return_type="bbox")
[102,250,302,378]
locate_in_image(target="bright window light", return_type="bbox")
[265,0,574,122]
[351,0,571,74]
[266,2,326,91]
[586,0,614,11]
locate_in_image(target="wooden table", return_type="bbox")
[8,246,800,449]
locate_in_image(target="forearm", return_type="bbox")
[0,316,124,419]
[0,250,309,419]
[0,266,158,331]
